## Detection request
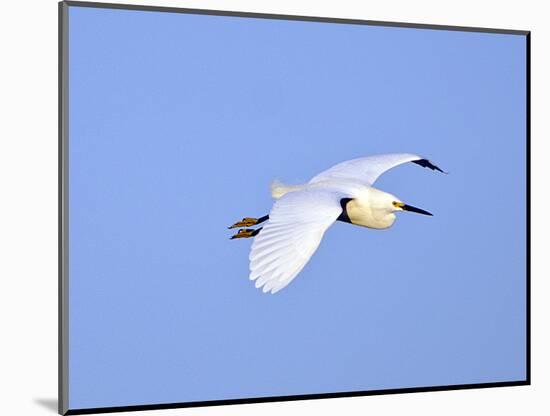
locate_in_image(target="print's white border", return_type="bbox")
[3,1,548,416]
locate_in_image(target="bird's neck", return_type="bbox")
[340,190,396,230]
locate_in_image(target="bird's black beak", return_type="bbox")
[401,203,433,216]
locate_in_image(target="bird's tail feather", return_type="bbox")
[270,180,305,199]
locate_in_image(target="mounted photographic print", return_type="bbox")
[59,1,530,414]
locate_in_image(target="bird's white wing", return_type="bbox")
[309,153,444,186]
[249,188,344,294]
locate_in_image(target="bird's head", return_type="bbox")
[353,188,433,230]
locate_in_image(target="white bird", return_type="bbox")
[229,153,445,294]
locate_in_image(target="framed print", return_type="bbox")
[59,1,530,414]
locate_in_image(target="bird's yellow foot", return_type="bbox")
[230,228,262,239]
[228,217,260,229]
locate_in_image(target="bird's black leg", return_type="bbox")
[230,227,263,239]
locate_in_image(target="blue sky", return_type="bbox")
[68,5,527,410]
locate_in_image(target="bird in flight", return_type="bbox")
[229,153,445,294]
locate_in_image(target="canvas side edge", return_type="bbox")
[59,1,70,415]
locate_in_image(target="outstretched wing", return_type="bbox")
[249,189,344,294]
[309,153,444,186]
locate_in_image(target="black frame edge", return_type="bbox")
[63,0,530,35]
[525,31,531,385]
[59,1,531,414]
[65,380,529,415]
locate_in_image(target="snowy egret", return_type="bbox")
[229,153,445,293]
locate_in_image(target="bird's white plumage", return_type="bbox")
[243,153,442,294]
[249,189,344,294]
[309,153,424,186]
